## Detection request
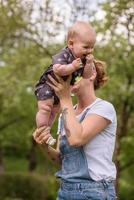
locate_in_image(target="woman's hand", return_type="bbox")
[46,74,72,101]
[33,126,51,145]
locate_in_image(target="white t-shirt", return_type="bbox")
[57,98,117,181]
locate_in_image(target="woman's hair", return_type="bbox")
[94,60,108,90]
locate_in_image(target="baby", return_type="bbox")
[35,21,96,145]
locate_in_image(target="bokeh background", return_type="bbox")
[0,0,133,199]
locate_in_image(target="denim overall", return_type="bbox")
[55,108,116,200]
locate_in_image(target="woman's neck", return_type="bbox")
[75,90,97,114]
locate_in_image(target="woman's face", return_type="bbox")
[70,78,85,94]
[71,69,96,95]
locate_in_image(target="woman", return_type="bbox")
[33,60,117,200]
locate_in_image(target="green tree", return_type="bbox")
[0,0,61,172]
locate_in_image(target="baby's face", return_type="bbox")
[70,32,96,59]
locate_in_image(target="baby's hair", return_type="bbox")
[66,21,94,42]
[94,60,108,90]
[66,23,80,42]
[67,27,77,42]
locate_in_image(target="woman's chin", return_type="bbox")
[70,81,81,93]
[71,87,78,94]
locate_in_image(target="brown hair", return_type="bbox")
[94,60,108,90]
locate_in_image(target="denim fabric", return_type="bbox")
[55,108,91,182]
[57,179,116,200]
[55,135,91,182]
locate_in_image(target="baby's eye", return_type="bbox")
[83,46,89,49]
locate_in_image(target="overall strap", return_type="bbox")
[79,108,90,123]
[58,107,91,134]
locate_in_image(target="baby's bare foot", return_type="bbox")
[86,54,94,64]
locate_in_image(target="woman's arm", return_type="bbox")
[61,107,110,146]
[47,75,110,146]
[33,126,61,166]
[41,140,61,166]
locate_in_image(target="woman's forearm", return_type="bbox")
[46,73,83,145]
[41,143,61,166]
[60,99,83,146]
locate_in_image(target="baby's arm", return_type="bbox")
[53,58,82,76]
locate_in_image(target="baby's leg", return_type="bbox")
[48,103,60,127]
[36,98,57,146]
[83,55,95,79]
[83,63,93,79]
[36,98,53,128]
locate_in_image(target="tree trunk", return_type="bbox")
[115,98,130,195]
[28,137,37,172]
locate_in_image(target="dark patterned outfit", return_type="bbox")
[35,47,86,104]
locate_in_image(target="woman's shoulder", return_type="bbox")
[88,98,117,123]
[93,98,116,112]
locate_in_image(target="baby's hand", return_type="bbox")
[86,54,94,64]
[72,58,82,69]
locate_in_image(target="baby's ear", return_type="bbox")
[68,39,74,49]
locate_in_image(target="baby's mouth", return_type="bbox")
[82,54,86,58]
[81,56,86,64]
[81,54,87,61]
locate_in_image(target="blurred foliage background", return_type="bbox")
[0,0,133,199]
